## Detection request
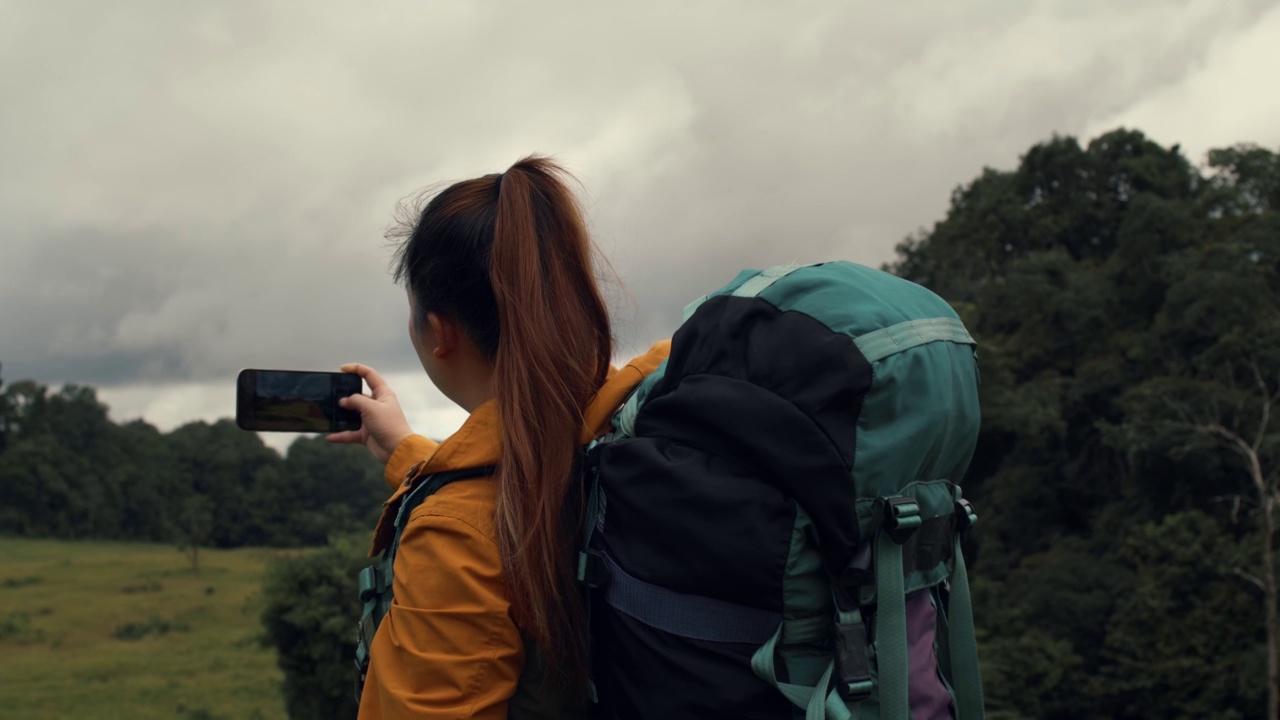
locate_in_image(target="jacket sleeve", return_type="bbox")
[363,507,523,719]
[383,434,441,491]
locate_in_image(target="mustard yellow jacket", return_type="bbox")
[358,341,670,719]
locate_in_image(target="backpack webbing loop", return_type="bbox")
[833,607,874,702]
[954,499,977,533]
[879,496,922,544]
[751,622,854,720]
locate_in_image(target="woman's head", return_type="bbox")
[391,156,613,687]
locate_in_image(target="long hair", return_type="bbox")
[391,156,612,688]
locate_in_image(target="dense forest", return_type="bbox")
[889,129,1279,719]
[3,128,1277,719]
[0,376,386,550]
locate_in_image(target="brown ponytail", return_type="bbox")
[489,158,612,685]
[392,156,612,688]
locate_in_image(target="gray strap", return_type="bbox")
[602,554,781,644]
[947,521,986,718]
[751,622,853,720]
[731,264,804,298]
[682,264,807,320]
[854,317,975,364]
[875,532,910,720]
[615,391,645,438]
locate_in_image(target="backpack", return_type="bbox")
[578,261,985,720]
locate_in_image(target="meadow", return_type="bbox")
[0,538,292,720]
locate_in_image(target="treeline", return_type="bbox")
[890,129,1278,719]
[0,377,387,548]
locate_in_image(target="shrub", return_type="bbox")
[112,616,191,641]
[260,535,368,720]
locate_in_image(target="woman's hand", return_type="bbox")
[326,363,414,464]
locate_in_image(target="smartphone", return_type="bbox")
[236,369,363,433]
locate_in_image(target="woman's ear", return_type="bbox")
[426,312,460,359]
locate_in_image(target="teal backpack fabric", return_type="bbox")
[580,261,985,719]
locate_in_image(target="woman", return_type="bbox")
[328,156,669,719]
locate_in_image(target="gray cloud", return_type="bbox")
[2,0,1277,410]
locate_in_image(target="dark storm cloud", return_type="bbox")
[2,0,1276,397]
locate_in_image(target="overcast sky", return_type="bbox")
[3,0,1278,451]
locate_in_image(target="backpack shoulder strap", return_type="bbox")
[355,464,497,700]
[389,465,499,551]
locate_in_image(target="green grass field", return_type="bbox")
[0,538,293,720]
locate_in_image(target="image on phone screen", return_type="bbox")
[236,369,363,433]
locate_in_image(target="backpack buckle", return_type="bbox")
[358,565,378,603]
[878,496,922,544]
[577,548,609,589]
[838,541,874,596]
[833,616,873,701]
[954,498,978,532]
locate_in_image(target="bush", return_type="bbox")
[2,575,42,589]
[0,610,46,645]
[261,535,369,720]
[120,581,164,594]
[112,616,191,641]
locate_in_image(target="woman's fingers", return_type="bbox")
[339,393,375,412]
[334,364,412,464]
[340,363,392,399]
[326,430,363,444]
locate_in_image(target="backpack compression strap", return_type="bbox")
[682,263,804,321]
[874,497,922,720]
[944,497,984,720]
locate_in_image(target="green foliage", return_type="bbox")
[890,128,1278,719]
[0,380,386,550]
[1097,511,1265,719]
[260,535,368,720]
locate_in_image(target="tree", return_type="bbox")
[1114,336,1279,719]
[276,436,386,544]
[1107,142,1280,719]
[176,494,214,573]
[0,361,10,453]
[167,420,280,548]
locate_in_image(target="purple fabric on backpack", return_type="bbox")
[906,590,956,719]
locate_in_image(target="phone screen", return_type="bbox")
[236,369,363,433]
